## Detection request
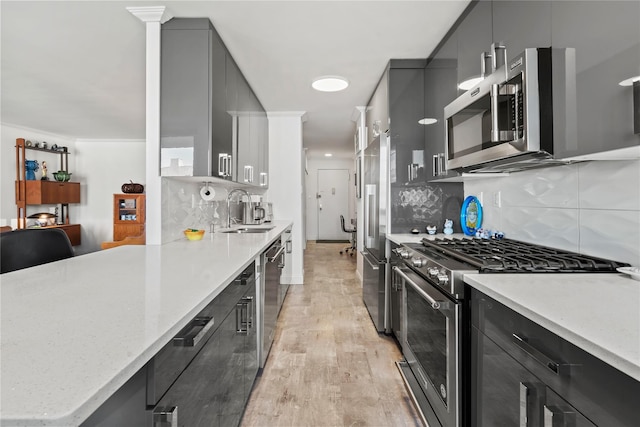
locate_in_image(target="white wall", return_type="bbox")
[464,159,640,266]
[1,123,76,225]
[74,139,145,254]
[267,113,305,284]
[304,155,356,241]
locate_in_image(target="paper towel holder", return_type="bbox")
[200,182,215,201]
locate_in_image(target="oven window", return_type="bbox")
[406,285,449,407]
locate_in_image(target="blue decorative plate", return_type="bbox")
[461,196,483,236]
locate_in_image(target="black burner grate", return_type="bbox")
[419,238,629,273]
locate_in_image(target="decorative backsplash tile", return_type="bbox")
[161,178,264,243]
[391,182,464,234]
[501,206,580,253]
[578,160,640,210]
[465,159,640,265]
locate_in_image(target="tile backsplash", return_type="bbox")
[391,182,464,234]
[161,178,265,243]
[464,159,640,265]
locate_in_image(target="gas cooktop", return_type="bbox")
[413,237,629,273]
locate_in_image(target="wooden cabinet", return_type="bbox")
[23,181,80,204]
[14,138,81,246]
[112,194,145,242]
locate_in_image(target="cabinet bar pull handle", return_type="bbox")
[519,382,529,427]
[491,83,501,142]
[513,334,564,375]
[172,316,215,347]
[153,406,178,426]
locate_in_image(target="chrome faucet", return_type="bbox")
[226,188,251,228]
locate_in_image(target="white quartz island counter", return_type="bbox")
[387,233,640,382]
[0,221,292,426]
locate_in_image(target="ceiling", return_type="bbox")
[1,1,470,158]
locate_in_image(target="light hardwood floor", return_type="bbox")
[241,242,423,427]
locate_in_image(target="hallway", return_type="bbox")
[241,242,422,427]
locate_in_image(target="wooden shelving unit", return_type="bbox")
[15,137,82,246]
[112,193,145,242]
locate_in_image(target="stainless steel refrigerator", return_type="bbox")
[362,134,389,333]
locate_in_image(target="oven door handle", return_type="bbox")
[393,266,448,310]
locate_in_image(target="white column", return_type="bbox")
[127,6,172,245]
[267,112,307,284]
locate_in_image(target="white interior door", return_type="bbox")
[317,169,349,241]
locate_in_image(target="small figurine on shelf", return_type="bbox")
[25,160,39,180]
[41,161,48,180]
[443,219,454,235]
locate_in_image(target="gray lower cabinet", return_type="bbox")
[82,263,258,427]
[471,288,639,427]
[151,272,257,427]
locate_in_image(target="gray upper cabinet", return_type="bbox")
[388,60,426,184]
[551,0,640,158]
[365,67,390,146]
[424,59,458,180]
[160,18,269,185]
[160,18,231,178]
[491,1,551,64]
[456,0,492,93]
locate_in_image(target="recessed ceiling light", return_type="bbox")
[312,76,349,92]
[619,75,640,86]
[324,153,333,157]
[418,118,438,125]
[458,76,484,91]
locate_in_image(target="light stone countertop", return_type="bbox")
[0,221,292,426]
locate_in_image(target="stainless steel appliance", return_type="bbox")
[362,134,390,333]
[394,237,629,427]
[445,47,576,173]
[242,201,266,225]
[262,202,274,222]
[261,240,285,367]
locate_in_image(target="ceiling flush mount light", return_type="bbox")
[312,76,349,92]
[619,75,640,86]
[418,118,438,125]
[324,153,333,157]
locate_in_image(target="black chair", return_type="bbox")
[339,215,357,256]
[1,228,74,274]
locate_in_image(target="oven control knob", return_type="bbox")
[399,250,411,259]
[436,274,449,286]
[411,258,426,268]
[428,267,440,278]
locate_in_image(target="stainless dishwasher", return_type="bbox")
[260,239,285,368]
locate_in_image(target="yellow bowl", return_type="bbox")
[184,229,205,241]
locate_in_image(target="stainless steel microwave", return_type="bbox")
[444,47,576,173]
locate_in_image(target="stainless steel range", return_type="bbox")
[393,237,629,427]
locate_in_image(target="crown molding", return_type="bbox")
[126,6,172,24]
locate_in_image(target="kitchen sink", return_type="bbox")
[219,227,275,234]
